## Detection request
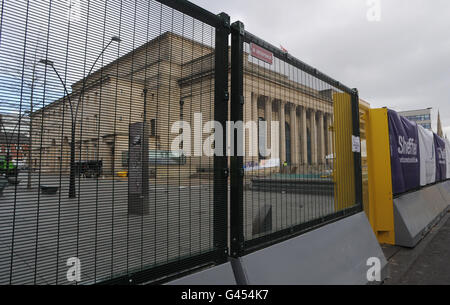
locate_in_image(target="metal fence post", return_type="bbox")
[213,12,230,262]
[230,21,245,258]
[351,89,363,210]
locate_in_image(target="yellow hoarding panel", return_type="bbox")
[333,92,355,211]
[366,108,395,245]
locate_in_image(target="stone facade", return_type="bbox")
[31,32,335,177]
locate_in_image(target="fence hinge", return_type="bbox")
[223,168,229,178]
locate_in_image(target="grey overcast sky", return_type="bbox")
[191,0,450,136]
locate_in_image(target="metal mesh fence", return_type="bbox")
[0,0,228,285]
[0,0,362,285]
[230,26,363,255]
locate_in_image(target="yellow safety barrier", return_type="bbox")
[333,92,355,211]
[365,108,395,245]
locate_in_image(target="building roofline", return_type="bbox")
[398,107,433,113]
[71,31,214,89]
[32,32,215,116]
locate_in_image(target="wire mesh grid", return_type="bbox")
[0,0,226,285]
[237,34,361,250]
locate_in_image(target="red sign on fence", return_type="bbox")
[250,43,273,65]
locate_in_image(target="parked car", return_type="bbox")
[75,160,103,178]
[13,160,28,170]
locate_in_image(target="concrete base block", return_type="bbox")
[394,182,450,248]
[252,204,272,236]
[234,212,387,285]
[437,181,450,207]
[167,262,237,285]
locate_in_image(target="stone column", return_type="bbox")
[265,97,272,158]
[328,114,334,156]
[252,93,259,160]
[253,93,259,123]
[323,113,329,156]
[302,106,308,165]
[319,111,325,163]
[311,109,318,165]
[279,101,286,164]
[290,104,298,166]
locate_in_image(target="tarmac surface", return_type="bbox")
[7,173,450,285]
[383,212,450,285]
[0,173,335,285]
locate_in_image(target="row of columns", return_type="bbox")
[255,95,333,165]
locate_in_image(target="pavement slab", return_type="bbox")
[384,212,450,285]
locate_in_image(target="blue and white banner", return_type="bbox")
[434,134,447,182]
[418,125,436,186]
[388,110,421,195]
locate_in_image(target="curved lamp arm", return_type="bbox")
[74,36,121,121]
[39,59,74,123]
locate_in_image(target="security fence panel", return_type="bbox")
[230,24,363,256]
[0,0,229,285]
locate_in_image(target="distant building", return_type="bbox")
[398,108,432,131]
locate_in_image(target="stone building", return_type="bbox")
[31,32,336,177]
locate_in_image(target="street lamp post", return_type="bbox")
[40,36,121,198]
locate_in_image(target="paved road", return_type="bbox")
[383,212,450,285]
[0,175,215,285]
[396,216,450,285]
[0,174,335,285]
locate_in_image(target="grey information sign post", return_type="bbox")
[128,122,149,216]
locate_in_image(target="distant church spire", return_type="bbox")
[437,110,443,137]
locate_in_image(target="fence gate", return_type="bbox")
[0,0,229,285]
[230,22,363,256]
